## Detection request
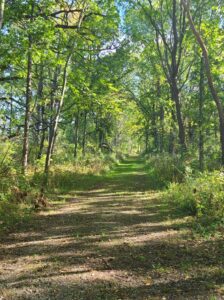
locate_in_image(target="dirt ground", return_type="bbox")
[0,159,224,299]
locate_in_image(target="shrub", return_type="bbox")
[32,152,119,192]
[165,171,224,222]
[0,201,32,233]
[146,154,186,188]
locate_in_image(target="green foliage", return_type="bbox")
[0,151,119,233]
[165,171,224,230]
[0,201,32,234]
[146,154,185,189]
[32,152,119,193]
[0,168,32,233]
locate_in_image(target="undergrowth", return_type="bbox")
[0,152,120,233]
[146,154,186,188]
[165,171,224,235]
[33,152,120,192]
[146,154,224,235]
[0,202,32,234]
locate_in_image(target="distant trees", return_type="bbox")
[182,0,224,165]
[123,0,224,167]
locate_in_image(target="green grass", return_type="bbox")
[44,158,150,195]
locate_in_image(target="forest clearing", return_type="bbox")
[1,0,224,299]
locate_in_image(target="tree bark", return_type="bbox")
[151,102,158,150]
[159,105,164,153]
[37,124,46,160]
[82,111,87,157]
[0,0,5,29]
[36,64,46,160]
[199,56,204,171]
[44,54,71,174]
[170,0,186,151]
[73,112,79,158]
[168,130,175,154]
[182,0,224,164]
[22,33,32,173]
[145,119,150,153]
[171,80,186,151]
[98,117,105,150]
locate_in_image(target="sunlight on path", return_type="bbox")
[0,159,223,300]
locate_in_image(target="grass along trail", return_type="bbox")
[0,159,224,299]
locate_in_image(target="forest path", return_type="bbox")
[0,158,224,299]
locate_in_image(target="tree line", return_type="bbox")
[0,0,133,186]
[1,0,224,186]
[124,0,224,170]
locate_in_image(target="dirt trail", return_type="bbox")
[0,159,224,299]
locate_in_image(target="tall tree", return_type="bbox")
[137,0,187,151]
[0,0,5,29]
[182,0,224,164]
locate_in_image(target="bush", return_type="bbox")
[165,171,224,223]
[0,150,119,232]
[0,201,32,234]
[32,152,119,192]
[146,154,186,188]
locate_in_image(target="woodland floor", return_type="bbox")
[0,159,224,300]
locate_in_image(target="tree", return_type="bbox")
[134,0,188,151]
[0,0,5,29]
[182,0,224,164]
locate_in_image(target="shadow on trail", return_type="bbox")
[48,158,157,194]
[0,158,223,299]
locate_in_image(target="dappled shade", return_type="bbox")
[0,160,223,299]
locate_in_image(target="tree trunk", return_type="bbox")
[150,0,186,152]
[0,0,5,29]
[36,64,45,159]
[22,33,32,173]
[82,111,87,157]
[44,54,71,174]
[151,102,158,151]
[171,80,186,152]
[182,0,224,164]
[98,118,105,150]
[37,124,46,160]
[159,105,164,153]
[199,56,204,171]
[168,130,175,154]
[37,104,46,160]
[145,119,150,154]
[74,112,79,158]
[9,89,13,136]
[156,80,164,153]
[188,120,194,143]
